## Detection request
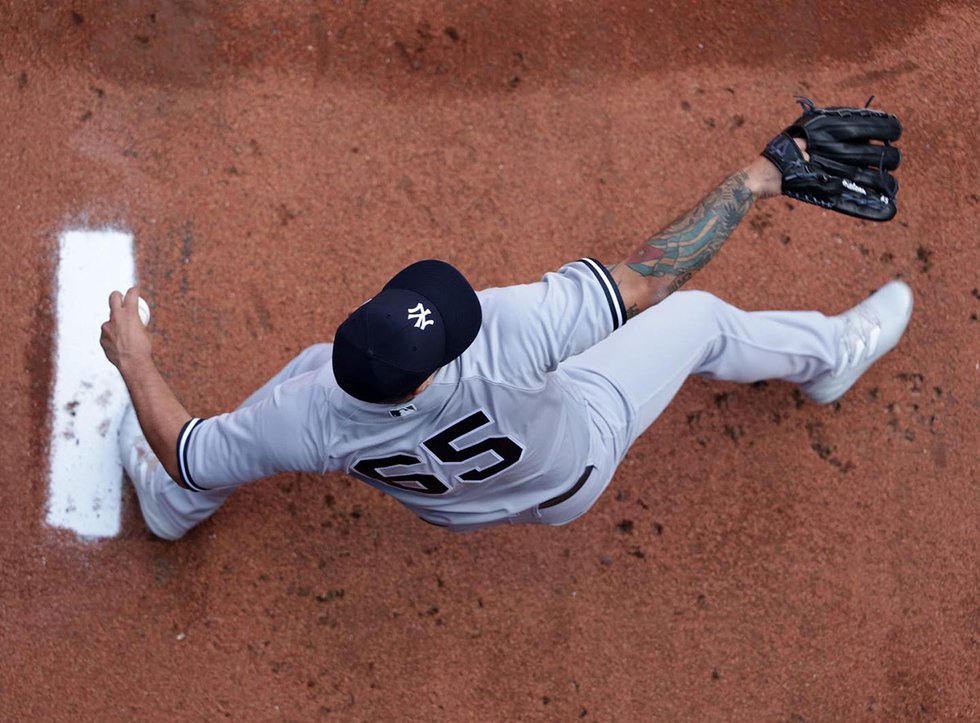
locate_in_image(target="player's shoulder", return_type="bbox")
[474,260,575,308]
[474,259,619,325]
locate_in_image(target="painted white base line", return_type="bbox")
[47,229,136,539]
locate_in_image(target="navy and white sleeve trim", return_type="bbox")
[176,417,208,492]
[578,258,628,330]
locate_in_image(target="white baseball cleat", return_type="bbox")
[802,280,914,404]
[119,405,184,540]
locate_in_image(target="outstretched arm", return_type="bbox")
[607,153,786,318]
[101,288,191,487]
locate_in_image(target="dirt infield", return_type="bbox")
[1,1,978,720]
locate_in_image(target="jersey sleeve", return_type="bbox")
[474,258,627,380]
[175,372,330,491]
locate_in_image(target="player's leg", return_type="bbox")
[541,289,842,524]
[564,285,909,460]
[526,283,910,527]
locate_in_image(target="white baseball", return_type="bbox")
[138,296,151,326]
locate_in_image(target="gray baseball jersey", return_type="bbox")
[176,259,627,529]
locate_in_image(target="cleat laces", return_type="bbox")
[834,307,881,377]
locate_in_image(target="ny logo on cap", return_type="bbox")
[407,303,434,330]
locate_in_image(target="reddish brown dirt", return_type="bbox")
[2,2,978,720]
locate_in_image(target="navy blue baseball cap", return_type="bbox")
[332,260,482,403]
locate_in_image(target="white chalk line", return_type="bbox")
[46,229,136,539]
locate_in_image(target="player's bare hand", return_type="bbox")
[100,287,152,372]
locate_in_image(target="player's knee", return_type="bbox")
[674,290,726,326]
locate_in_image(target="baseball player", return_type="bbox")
[100,99,911,540]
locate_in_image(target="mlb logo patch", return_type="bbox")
[389,404,418,418]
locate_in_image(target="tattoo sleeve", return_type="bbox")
[608,171,754,311]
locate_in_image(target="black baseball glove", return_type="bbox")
[762,97,902,222]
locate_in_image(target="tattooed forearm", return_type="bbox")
[627,171,753,278]
[607,170,754,313]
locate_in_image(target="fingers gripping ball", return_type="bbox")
[138,297,150,326]
[762,96,903,222]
